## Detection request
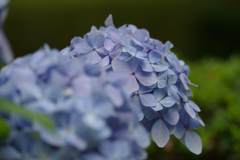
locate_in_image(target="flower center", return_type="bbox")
[184,123,190,130]
[159,115,164,120]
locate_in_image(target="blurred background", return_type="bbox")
[3,0,240,159]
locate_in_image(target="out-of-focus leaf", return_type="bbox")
[0,99,55,131]
[0,63,3,70]
[0,118,10,141]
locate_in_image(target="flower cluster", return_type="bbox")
[0,0,13,64]
[66,15,205,154]
[0,45,150,160]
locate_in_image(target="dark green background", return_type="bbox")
[4,0,240,60]
[2,0,240,160]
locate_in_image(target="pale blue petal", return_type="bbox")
[160,96,175,107]
[82,115,105,130]
[98,56,109,67]
[111,59,132,74]
[136,51,147,58]
[185,130,202,155]
[141,60,153,72]
[104,84,123,107]
[164,108,179,125]
[184,103,196,118]
[158,71,168,79]
[151,103,163,111]
[135,69,158,86]
[174,122,185,139]
[88,31,105,49]
[104,14,114,27]
[168,74,178,85]
[75,41,92,53]
[189,100,201,112]
[96,47,107,54]
[125,74,139,92]
[152,64,168,72]
[132,124,150,148]
[110,32,121,43]
[179,73,189,90]
[127,56,142,72]
[151,120,170,147]
[168,68,175,75]
[104,39,115,51]
[172,57,182,73]
[0,31,14,64]
[138,83,153,94]
[149,51,162,63]
[79,51,102,64]
[157,79,166,88]
[99,140,130,158]
[110,43,122,60]
[153,88,166,100]
[138,111,144,121]
[140,94,157,107]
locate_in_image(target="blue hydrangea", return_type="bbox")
[0,45,150,160]
[0,0,13,64]
[66,15,204,155]
[0,14,204,158]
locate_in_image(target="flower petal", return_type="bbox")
[79,51,101,64]
[189,100,201,112]
[112,59,132,74]
[125,74,139,92]
[160,96,175,107]
[132,124,150,148]
[152,64,168,72]
[98,56,109,67]
[135,69,158,86]
[104,39,115,51]
[151,120,170,148]
[164,108,179,125]
[149,51,162,63]
[74,41,92,54]
[185,130,202,155]
[88,31,105,49]
[184,103,196,118]
[153,88,166,101]
[140,94,157,107]
[179,73,189,90]
[104,84,123,107]
[141,60,153,72]
[174,122,185,139]
[110,43,122,60]
[104,14,115,27]
[151,103,163,111]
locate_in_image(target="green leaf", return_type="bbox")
[0,63,4,70]
[0,119,10,141]
[0,99,55,131]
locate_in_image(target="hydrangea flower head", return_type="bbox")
[67,14,204,155]
[0,45,150,160]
